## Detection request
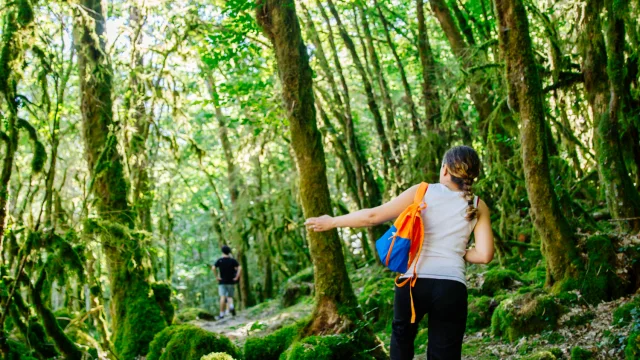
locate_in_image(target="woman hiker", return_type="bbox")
[305,145,495,360]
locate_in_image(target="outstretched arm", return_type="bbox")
[464,200,494,264]
[305,184,419,232]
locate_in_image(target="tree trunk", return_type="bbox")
[74,0,167,357]
[255,3,387,356]
[494,0,579,286]
[324,0,396,180]
[374,0,421,136]
[416,0,442,128]
[356,2,401,159]
[581,0,640,231]
[429,0,493,123]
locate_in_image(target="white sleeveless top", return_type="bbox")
[400,183,478,286]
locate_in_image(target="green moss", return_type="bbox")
[6,339,39,360]
[281,267,314,308]
[357,274,395,332]
[570,346,593,359]
[612,297,640,326]
[147,324,241,360]
[244,321,304,360]
[201,353,236,360]
[176,307,216,322]
[27,317,59,358]
[467,295,499,333]
[481,269,522,296]
[112,274,168,359]
[152,282,175,325]
[557,235,623,304]
[626,331,640,360]
[281,334,375,360]
[549,348,563,358]
[491,291,563,342]
[16,118,46,173]
[522,351,557,360]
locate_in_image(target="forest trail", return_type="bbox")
[192,298,313,343]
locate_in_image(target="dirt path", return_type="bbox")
[193,299,313,344]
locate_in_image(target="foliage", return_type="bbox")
[146,324,241,360]
[613,296,640,326]
[281,334,375,360]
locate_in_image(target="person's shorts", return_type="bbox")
[218,284,235,297]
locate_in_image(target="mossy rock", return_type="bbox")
[570,346,593,359]
[147,324,241,360]
[481,269,522,296]
[201,353,236,360]
[281,334,375,360]
[176,307,216,323]
[244,321,304,360]
[357,275,395,332]
[627,331,640,360]
[522,351,557,360]
[281,268,314,308]
[612,296,640,326]
[558,235,623,304]
[467,295,502,333]
[491,291,563,342]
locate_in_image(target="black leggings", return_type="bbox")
[390,278,467,360]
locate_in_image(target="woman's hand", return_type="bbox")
[304,215,335,232]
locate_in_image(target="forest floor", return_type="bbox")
[191,264,637,360]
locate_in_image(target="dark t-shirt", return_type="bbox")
[215,257,239,285]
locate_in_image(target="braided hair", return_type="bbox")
[443,146,481,221]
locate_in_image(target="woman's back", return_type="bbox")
[403,183,478,285]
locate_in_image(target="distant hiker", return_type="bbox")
[212,245,241,319]
[305,145,495,360]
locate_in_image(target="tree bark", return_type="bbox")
[255,4,387,355]
[416,0,442,128]
[581,0,640,231]
[74,0,167,357]
[324,0,396,179]
[494,0,579,286]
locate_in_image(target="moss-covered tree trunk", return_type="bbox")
[74,1,167,358]
[582,0,640,232]
[255,3,386,356]
[494,0,579,286]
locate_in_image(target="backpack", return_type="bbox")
[375,182,428,323]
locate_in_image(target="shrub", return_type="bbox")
[481,269,522,296]
[147,324,241,360]
[570,346,593,360]
[244,321,304,360]
[491,291,563,342]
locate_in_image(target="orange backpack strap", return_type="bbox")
[414,182,429,204]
